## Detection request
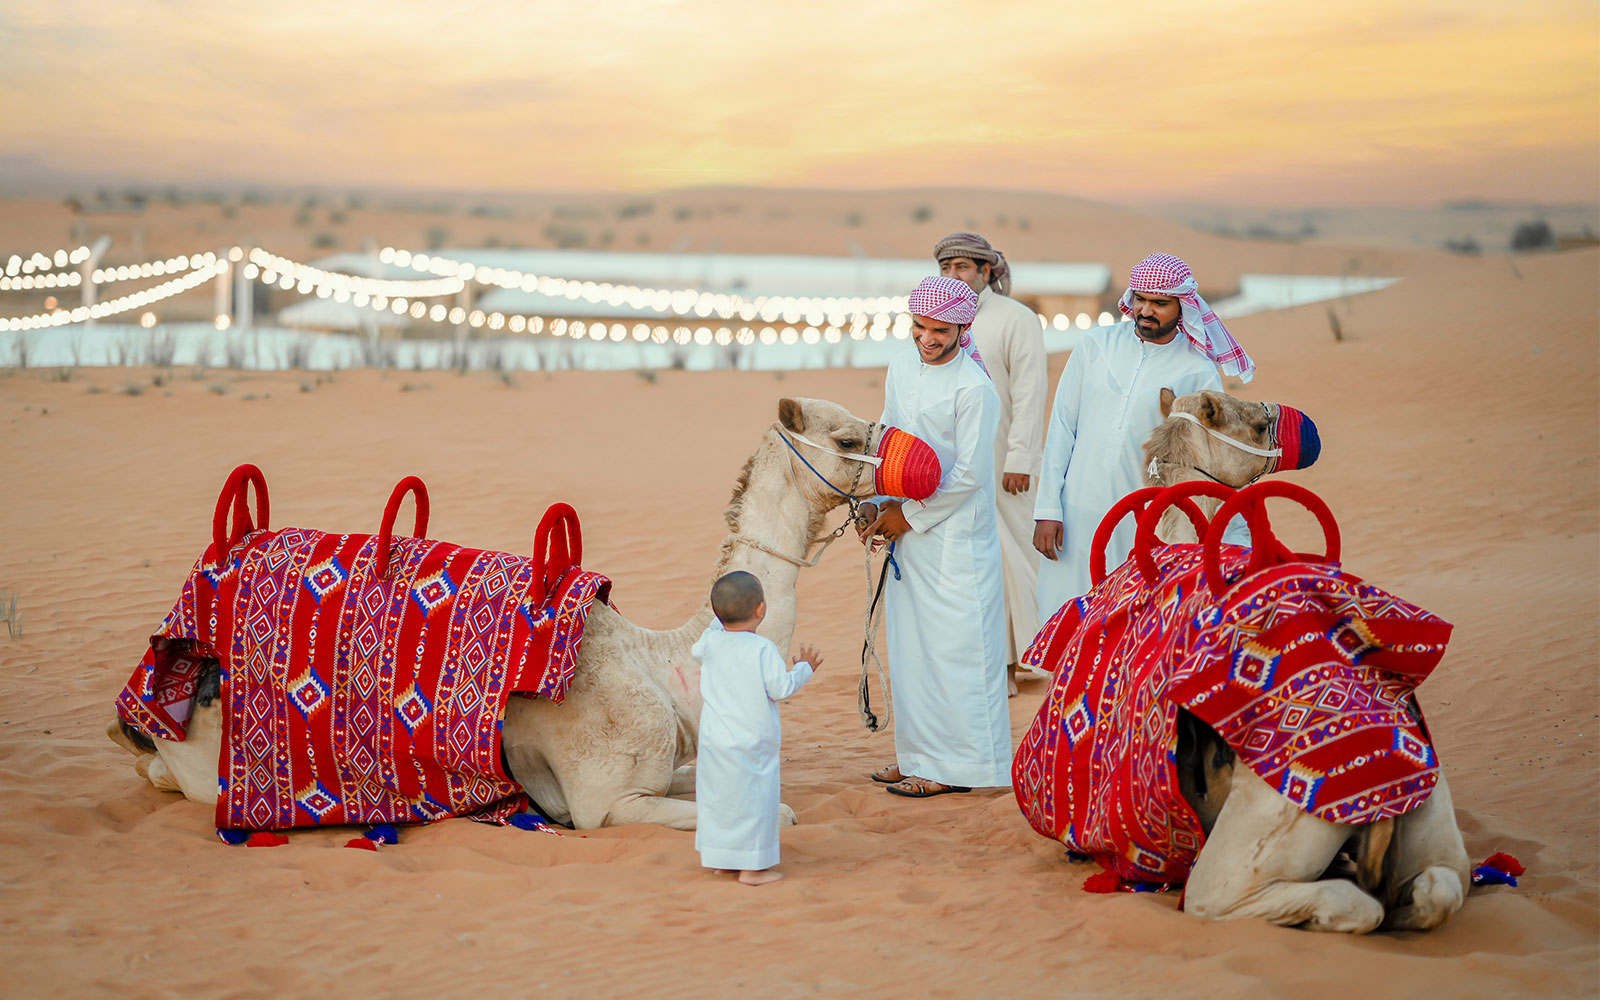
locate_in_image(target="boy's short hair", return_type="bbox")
[711,571,764,624]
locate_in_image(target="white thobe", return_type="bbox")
[1033,321,1223,621]
[693,625,813,871]
[968,286,1048,664]
[879,348,1012,789]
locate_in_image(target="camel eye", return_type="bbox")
[837,438,861,451]
[1253,422,1269,435]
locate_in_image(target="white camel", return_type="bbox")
[1143,387,1471,932]
[110,396,880,832]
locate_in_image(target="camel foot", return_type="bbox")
[135,752,182,793]
[778,803,798,826]
[1384,866,1466,931]
[739,869,785,886]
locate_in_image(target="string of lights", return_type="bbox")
[4,246,92,277]
[2,243,1109,340]
[0,254,225,332]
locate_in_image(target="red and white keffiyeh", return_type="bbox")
[908,275,979,326]
[908,276,988,375]
[1118,254,1256,382]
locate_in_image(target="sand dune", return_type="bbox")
[0,244,1594,997]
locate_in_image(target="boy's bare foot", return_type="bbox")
[738,869,785,886]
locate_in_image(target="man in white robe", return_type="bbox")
[935,232,1047,692]
[862,276,1011,797]
[1033,253,1257,620]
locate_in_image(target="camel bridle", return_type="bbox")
[1147,410,1277,489]
[749,420,896,732]
[731,421,880,568]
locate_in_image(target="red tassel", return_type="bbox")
[344,837,379,851]
[245,831,288,847]
[1082,870,1125,894]
[1482,852,1525,876]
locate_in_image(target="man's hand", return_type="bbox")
[854,501,880,545]
[1033,520,1063,560]
[865,500,913,543]
[794,642,822,670]
[1002,473,1031,495]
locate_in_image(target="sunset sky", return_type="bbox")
[1,0,1595,205]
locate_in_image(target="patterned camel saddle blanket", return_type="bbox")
[117,525,610,832]
[1012,543,1451,884]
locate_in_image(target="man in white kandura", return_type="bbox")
[935,232,1048,695]
[1032,253,1257,620]
[861,275,1011,798]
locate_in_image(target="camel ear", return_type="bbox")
[778,398,805,433]
[1159,387,1176,418]
[1199,393,1222,428]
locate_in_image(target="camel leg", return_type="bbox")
[668,764,697,796]
[1186,766,1384,933]
[136,752,183,792]
[1382,773,1470,931]
[588,789,701,830]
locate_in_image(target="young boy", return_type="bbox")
[693,570,822,886]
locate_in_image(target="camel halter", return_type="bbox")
[1147,411,1279,489]
[768,422,895,732]
[727,423,879,569]
[1167,411,1281,458]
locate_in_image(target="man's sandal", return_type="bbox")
[870,764,904,784]
[885,776,971,798]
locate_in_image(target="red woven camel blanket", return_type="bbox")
[117,526,609,832]
[1013,541,1451,884]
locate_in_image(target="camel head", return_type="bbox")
[774,396,882,510]
[1146,387,1275,489]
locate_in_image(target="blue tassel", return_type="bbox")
[216,828,249,845]
[886,542,902,581]
[509,812,552,831]
[363,824,399,845]
[1472,865,1518,887]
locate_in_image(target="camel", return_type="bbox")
[1130,388,1470,932]
[109,396,881,833]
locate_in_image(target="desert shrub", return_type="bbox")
[911,204,933,223]
[312,231,339,248]
[1510,220,1554,251]
[424,225,451,250]
[1444,236,1481,255]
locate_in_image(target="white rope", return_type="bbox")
[1168,411,1281,458]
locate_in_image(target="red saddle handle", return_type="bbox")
[375,477,430,577]
[1202,480,1341,598]
[210,464,269,561]
[1132,481,1236,583]
[1089,487,1205,586]
[532,502,582,601]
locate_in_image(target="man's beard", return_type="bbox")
[919,337,963,364]
[1135,314,1181,342]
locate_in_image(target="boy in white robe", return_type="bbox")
[693,570,821,886]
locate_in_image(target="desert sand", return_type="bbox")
[0,227,1595,997]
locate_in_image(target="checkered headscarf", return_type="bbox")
[1118,254,1256,382]
[907,276,989,375]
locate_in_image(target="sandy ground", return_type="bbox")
[0,243,1595,998]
